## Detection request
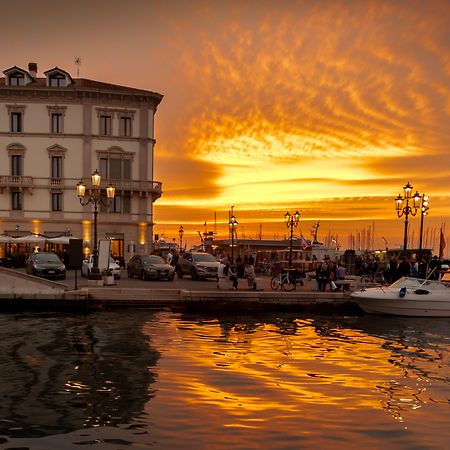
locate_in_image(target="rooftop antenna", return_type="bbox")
[75,57,81,78]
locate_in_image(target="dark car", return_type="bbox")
[25,252,66,280]
[176,251,220,280]
[127,254,175,281]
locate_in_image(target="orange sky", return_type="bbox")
[2,0,450,252]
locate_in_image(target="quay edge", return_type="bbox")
[0,267,363,314]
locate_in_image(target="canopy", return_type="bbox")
[0,235,13,243]
[47,236,73,245]
[13,234,47,244]
[47,236,89,245]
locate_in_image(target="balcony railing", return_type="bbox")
[100,179,162,195]
[0,175,34,188]
[0,176,162,196]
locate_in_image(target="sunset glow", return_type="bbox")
[3,0,450,251]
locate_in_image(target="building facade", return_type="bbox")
[0,62,163,261]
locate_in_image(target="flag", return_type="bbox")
[300,235,309,250]
[439,227,446,259]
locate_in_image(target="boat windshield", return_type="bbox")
[390,277,445,289]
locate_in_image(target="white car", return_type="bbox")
[81,255,121,279]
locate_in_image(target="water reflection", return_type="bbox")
[0,311,449,449]
[0,312,159,439]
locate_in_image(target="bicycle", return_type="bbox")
[270,269,298,291]
[360,270,387,286]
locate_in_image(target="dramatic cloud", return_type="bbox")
[2,0,449,247]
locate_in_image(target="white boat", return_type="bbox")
[351,276,450,317]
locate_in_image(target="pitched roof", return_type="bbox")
[0,76,163,104]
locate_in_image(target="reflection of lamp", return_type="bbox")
[418,194,430,259]
[395,182,420,253]
[285,211,300,269]
[179,226,184,253]
[229,211,238,263]
[76,170,115,279]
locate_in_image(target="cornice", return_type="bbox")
[0,87,161,110]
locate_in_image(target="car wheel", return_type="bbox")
[177,267,183,278]
[191,268,199,280]
[141,270,147,281]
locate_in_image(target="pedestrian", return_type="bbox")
[244,260,256,290]
[397,257,410,278]
[316,262,327,291]
[166,250,173,265]
[217,259,229,289]
[229,263,238,290]
[335,262,346,290]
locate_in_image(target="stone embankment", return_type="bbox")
[0,267,362,314]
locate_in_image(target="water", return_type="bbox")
[0,311,449,449]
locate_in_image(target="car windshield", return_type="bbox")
[142,256,165,265]
[35,253,61,263]
[193,253,216,262]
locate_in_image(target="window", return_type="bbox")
[47,106,66,133]
[9,73,25,86]
[51,192,62,211]
[119,116,132,137]
[49,74,66,87]
[99,115,112,135]
[12,191,22,210]
[51,156,62,178]
[10,112,22,132]
[51,113,62,133]
[11,155,22,176]
[109,193,130,214]
[100,156,131,180]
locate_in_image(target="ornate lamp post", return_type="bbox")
[285,210,300,269]
[179,225,184,253]
[418,194,430,259]
[76,169,115,279]
[229,213,238,263]
[395,182,420,254]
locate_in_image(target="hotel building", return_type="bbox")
[0,62,163,261]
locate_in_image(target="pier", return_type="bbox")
[0,267,361,314]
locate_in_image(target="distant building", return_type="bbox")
[0,62,163,260]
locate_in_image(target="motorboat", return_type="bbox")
[351,276,450,317]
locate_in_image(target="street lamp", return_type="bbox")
[285,210,300,269]
[418,194,430,259]
[179,225,184,253]
[395,182,420,254]
[76,169,115,279]
[229,213,238,263]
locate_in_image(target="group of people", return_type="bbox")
[315,260,347,291]
[217,255,257,291]
[356,253,445,283]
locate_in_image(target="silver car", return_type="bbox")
[176,252,220,280]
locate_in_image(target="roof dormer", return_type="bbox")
[3,66,35,87]
[44,67,74,88]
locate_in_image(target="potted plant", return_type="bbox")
[102,268,114,286]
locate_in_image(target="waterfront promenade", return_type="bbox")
[0,267,361,314]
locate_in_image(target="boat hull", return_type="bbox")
[351,277,450,317]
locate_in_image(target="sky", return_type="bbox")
[1,0,450,252]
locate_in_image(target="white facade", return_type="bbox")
[0,63,163,261]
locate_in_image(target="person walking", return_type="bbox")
[244,260,256,290]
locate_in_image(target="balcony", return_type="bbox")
[97,179,163,199]
[0,175,34,193]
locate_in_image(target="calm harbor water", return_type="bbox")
[0,310,449,449]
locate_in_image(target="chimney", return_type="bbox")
[28,62,37,78]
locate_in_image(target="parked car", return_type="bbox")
[81,255,121,279]
[176,251,220,280]
[26,252,66,280]
[127,254,175,281]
